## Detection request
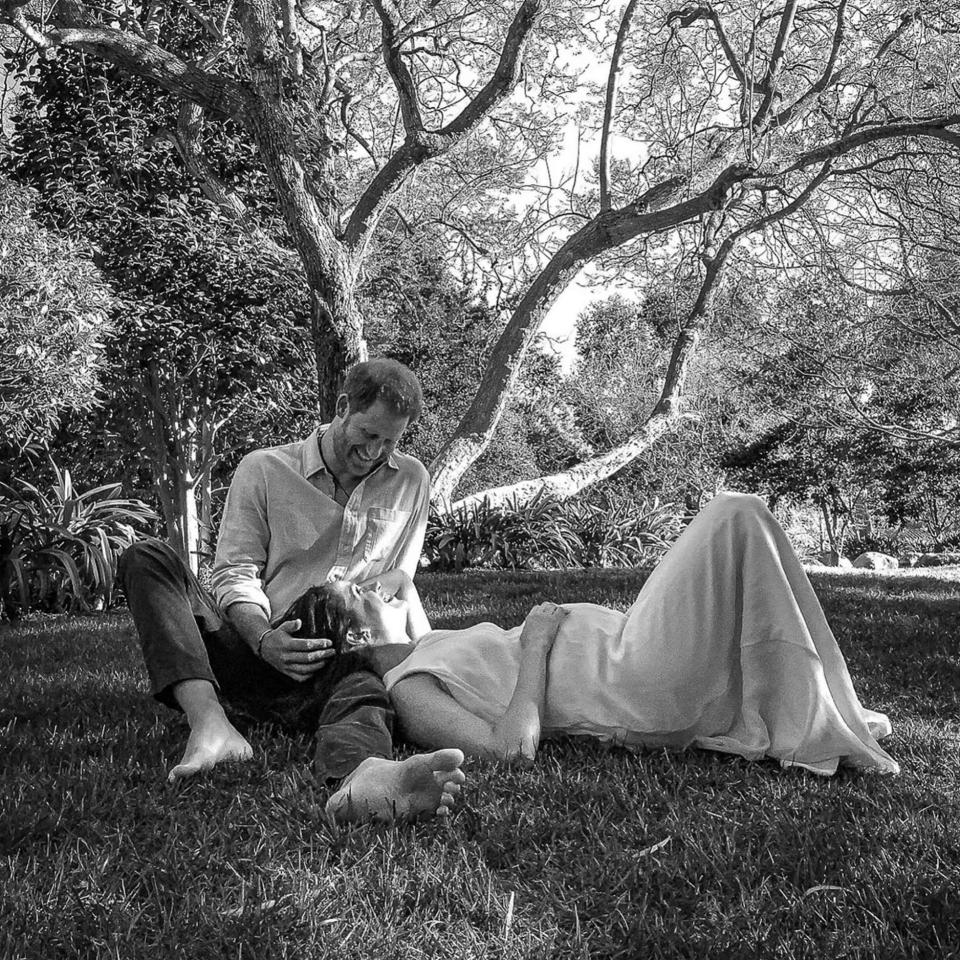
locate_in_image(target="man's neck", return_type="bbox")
[318,427,357,496]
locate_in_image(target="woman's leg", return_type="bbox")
[622,493,898,774]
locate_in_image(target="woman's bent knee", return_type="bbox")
[701,492,771,525]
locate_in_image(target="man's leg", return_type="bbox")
[313,666,396,780]
[312,667,466,822]
[118,539,254,780]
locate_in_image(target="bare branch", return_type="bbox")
[779,118,960,175]
[436,0,541,140]
[767,0,848,132]
[371,0,424,133]
[666,5,749,87]
[343,0,542,253]
[751,0,798,128]
[599,0,639,212]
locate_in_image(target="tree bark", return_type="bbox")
[238,0,366,415]
[449,410,681,511]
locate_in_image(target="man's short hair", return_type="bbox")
[342,358,424,423]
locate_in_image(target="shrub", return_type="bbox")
[423,492,578,572]
[0,462,156,619]
[562,496,685,568]
[423,491,684,572]
[843,527,960,561]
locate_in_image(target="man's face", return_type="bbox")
[330,398,410,480]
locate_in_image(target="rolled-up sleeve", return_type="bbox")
[393,462,431,579]
[210,452,273,617]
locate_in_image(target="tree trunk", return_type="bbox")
[197,414,216,566]
[312,295,367,417]
[819,500,841,565]
[176,464,201,575]
[241,56,366,417]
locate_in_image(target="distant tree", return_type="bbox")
[5,50,314,569]
[723,422,885,562]
[0,177,116,447]
[554,270,768,509]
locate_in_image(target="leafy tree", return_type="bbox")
[0,177,116,446]
[6,47,314,569]
[3,0,959,512]
[723,422,884,562]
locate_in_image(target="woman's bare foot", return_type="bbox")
[325,749,466,823]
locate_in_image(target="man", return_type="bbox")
[119,358,465,823]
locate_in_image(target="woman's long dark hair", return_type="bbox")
[280,583,360,654]
[272,583,378,733]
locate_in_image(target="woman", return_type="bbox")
[286,493,899,776]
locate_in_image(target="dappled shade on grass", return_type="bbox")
[2,569,959,958]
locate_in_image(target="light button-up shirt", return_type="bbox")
[210,427,430,623]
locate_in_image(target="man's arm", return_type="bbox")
[211,452,333,680]
[209,453,273,617]
[227,601,334,680]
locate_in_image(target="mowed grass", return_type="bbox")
[2,568,959,960]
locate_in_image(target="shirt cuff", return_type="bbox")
[215,583,272,620]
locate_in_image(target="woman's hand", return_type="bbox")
[519,602,568,652]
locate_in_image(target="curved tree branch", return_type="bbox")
[778,118,960,175]
[343,0,543,254]
[0,10,249,120]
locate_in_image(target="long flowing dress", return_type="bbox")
[383,493,899,775]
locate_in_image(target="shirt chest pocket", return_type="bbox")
[363,507,409,562]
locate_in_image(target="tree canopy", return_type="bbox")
[2,0,960,511]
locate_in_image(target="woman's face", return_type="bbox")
[327,579,409,644]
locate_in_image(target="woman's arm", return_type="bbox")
[358,568,431,641]
[392,603,568,762]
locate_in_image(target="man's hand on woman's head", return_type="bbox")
[259,618,336,682]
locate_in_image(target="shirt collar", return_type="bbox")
[301,425,400,479]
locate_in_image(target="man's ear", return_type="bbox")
[335,394,349,419]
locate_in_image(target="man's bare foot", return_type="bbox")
[168,712,253,782]
[325,749,466,823]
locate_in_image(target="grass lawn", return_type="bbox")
[2,568,959,959]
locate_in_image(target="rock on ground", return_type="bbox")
[852,552,899,571]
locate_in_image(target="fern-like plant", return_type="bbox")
[0,462,156,619]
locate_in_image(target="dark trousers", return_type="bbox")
[117,539,395,781]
